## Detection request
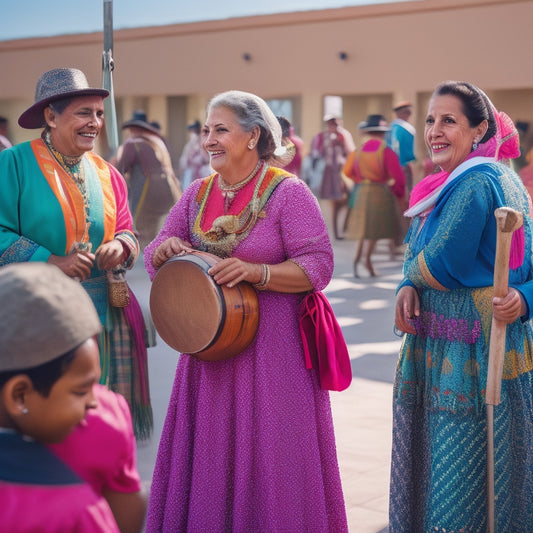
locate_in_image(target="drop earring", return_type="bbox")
[472,140,479,151]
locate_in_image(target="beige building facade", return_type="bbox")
[1,0,532,181]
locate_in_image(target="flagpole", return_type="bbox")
[102,0,119,158]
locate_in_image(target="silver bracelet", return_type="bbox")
[253,263,271,290]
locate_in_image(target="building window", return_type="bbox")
[266,99,293,122]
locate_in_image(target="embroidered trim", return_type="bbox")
[193,165,288,258]
[412,311,482,345]
[0,237,40,266]
[31,139,116,252]
[115,230,139,269]
[418,252,448,291]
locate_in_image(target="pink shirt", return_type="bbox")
[49,385,141,495]
[1,483,120,533]
[0,431,119,533]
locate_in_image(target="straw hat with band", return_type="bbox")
[18,68,109,130]
[358,114,390,133]
[122,110,163,137]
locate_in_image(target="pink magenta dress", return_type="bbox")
[144,169,348,532]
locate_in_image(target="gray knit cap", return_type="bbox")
[0,263,102,371]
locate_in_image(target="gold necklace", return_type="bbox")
[218,160,262,212]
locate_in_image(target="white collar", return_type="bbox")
[405,156,494,217]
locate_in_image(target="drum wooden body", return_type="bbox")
[149,251,259,361]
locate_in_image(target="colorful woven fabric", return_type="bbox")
[0,141,152,440]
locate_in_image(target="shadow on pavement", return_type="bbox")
[351,353,397,384]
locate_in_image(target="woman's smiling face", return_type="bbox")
[201,105,257,181]
[424,94,486,173]
[45,95,105,157]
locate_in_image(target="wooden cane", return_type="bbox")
[486,207,523,533]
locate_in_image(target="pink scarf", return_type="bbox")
[299,291,352,392]
[407,107,523,267]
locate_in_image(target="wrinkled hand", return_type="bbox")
[395,285,420,334]
[48,251,95,281]
[95,240,126,271]
[493,288,526,324]
[208,257,262,288]
[152,237,194,269]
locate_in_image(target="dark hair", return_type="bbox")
[277,116,291,138]
[48,98,73,115]
[0,348,78,397]
[516,121,529,135]
[433,81,497,143]
[187,120,201,134]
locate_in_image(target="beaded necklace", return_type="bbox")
[192,163,291,258]
[43,131,92,249]
[218,159,262,213]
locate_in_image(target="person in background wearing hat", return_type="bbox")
[178,119,211,191]
[343,114,405,277]
[0,262,120,532]
[0,116,12,152]
[310,114,356,240]
[387,101,417,195]
[0,67,153,441]
[114,111,182,249]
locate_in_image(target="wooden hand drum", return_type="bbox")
[149,251,259,361]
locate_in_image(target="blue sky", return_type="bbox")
[1,0,412,41]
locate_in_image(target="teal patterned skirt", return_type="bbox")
[389,286,533,532]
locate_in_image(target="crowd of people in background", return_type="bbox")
[112,110,182,249]
[3,66,533,533]
[111,102,421,257]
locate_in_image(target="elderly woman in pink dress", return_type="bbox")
[144,90,348,532]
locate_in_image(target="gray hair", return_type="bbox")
[207,90,292,166]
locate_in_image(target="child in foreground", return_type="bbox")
[0,262,120,532]
[49,383,147,533]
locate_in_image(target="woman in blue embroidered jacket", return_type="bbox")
[389,81,533,531]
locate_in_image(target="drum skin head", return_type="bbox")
[149,251,259,361]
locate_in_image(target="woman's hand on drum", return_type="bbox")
[95,239,126,270]
[48,251,95,281]
[395,285,420,335]
[493,288,526,324]
[152,237,194,268]
[208,258,262,288]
